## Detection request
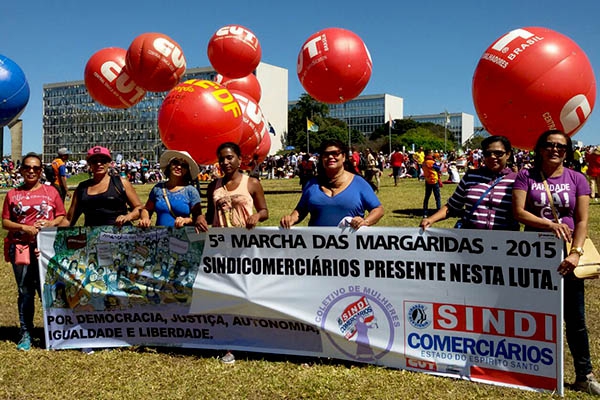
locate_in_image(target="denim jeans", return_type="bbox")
[564,276,593,380]
[423,182,441,214]
[10,244,40,335]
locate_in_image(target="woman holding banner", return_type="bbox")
[280,139,383,229]
[420,135,519,231]
[63,146,143,354]
[138,150,204,228]
[2,152,66,351]
[512,130,599,395]
[197,142,269,363]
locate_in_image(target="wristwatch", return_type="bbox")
[569,247,585,256]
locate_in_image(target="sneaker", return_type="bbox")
[572,373,600,395]
[17,332,31,351]
[221,351,235,364]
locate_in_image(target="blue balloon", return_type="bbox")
[0,54,30,127]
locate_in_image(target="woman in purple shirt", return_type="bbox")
[513,130,598,395]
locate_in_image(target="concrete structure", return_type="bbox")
[8,119,23,162]
[42,62,288,164]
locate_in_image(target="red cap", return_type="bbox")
[86,146,112,161]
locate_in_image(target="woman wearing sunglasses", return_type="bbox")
[64,146,142,227]
[139,150,203,228]
[420,135,519,231]
[513,130,598,395]
[2,152,66,351]
[280,139,383,229]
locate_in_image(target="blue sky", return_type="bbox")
[2,0,599,153]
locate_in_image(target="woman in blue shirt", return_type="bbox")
[139,150,204,228]
[280,139,384,229]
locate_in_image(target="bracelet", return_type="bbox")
[569,247,584,256]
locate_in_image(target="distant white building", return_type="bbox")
[405,112,475,148]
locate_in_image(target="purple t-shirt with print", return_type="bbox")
[513,167,590,231]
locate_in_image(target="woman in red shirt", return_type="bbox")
[2,152,66,351]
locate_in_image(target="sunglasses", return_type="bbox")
[89,157,111,164]
[542,142,568,152]
[21,165,42,172]
[322,150,343,158]
[170,159,189,169]
[482,150,507,158]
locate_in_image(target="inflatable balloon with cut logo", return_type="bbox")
[0,54,30,126]
[84,47,147,108]
[215,73,262,103]
[158,80,243,165]
[472,26,596,150]
[230,90,267,169]
[126,32,186,92]
[297,27,372,104]
[207,25,261,79]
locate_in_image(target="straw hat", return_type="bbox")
[159,150,200,179]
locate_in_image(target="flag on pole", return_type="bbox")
[389,113,394,128]
[307,118,319,132]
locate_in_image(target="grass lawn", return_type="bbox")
[0,171,598,399]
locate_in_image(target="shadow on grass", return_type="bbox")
[0,326,46,348]
[138,346,371,368]
[392,208,425,219]
[264,189,302,195]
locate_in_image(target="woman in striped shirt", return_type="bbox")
[420,135,519,231]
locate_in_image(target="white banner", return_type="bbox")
[38,226,564,394]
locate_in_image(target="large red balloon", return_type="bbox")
[158,80,243,165]
[215,73,262,103]
[473,27,596,150]
[297,27,372,104]
[84,48,146,108]
[126,32,186,92]
[207,25,261,79]
[231,90,267,169]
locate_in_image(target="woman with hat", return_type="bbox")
[139,150,204,228]
[64,146,142,227]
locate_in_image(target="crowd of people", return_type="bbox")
[3,131,600,395]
